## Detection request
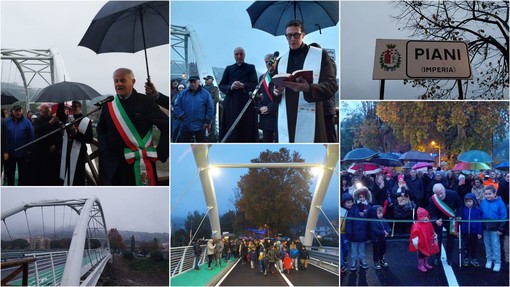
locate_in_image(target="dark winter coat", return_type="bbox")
[406,177,424,205]
[460,193,483,236]
[369,205,391,243]
[345,188,372,242]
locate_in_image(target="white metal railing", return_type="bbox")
[170,245,206,277]
[23,251,68,286]
[307,246,339,268]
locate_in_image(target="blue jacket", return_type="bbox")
[461,193,483,235]
[480,196,507,232]
[345,202,371,242]
[369,205,391,242]
[5,116,34,158]
[173,86,214,132]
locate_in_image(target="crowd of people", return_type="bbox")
[170,20,338,143]
[193,237,310,276]
[1,68,169,186]
[341,167,509,274]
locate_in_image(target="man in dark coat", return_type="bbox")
[257,53,278,142]
[97,68,169,186]
[428,183,462,266]
[32,103,61,185]
[219,47,258,142]
[272,20,338,143]
[406,169,424,207]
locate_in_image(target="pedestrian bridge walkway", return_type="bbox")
[171,246,339,286]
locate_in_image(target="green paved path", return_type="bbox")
[171,259,237,286]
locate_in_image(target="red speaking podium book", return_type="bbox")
[272,69,313,86]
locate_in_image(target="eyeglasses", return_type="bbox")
[285,33,302,40]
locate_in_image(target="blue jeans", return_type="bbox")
[483,230,501,264]
[194,254,200,269]
[341,237,349,267]
[350,241,366,262]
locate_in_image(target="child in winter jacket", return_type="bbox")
[409,207,439,272]
[479,185,507,272]
[345,187,372,270]
[461,193,483,267]
[283,252,293,274]
[369,205,391,269]
[340,192,354,273]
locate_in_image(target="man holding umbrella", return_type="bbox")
[97,68,169,186]
[272,20,337,143]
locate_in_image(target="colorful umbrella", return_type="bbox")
[347,162,382,175]
[452,162,491,171]
[412,162,433,170]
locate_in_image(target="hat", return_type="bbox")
[189,75,200,81]
[203,75,214,81]
[435,171,442,176]
[341,193,353,205]
[397,174,404,181]
[178,84,185,89]
[11,104,22,111]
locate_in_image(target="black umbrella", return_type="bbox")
[370,153,403,167]
[343,148,378,163]
[78,1,169,81]
[246,0,339,36]
[1,91,20,105]
[399,151,435,162]
[33,81,102,102]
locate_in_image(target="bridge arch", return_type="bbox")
[191,144,339,245]
[1,197,111,286]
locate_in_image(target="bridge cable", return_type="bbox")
[312,231,323,247]
[171,170,200,212]
[53,206,56,239]
[2,219,13,241]
[41,207,46,239]
[24,210,32,240]
[61,205,66,238]
[317,206,340,237]
[188,207,213,246]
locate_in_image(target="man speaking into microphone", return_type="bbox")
[96,68,169,186]
[272,20,338,143]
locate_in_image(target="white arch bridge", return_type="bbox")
[1,198,111,286]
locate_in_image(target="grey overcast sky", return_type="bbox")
[171,0,339,77]
[1,0,170,96]
[1,187,169,234]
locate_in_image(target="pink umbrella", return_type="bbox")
[412,162,433,170]
[347,162,382,175]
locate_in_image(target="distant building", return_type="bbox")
[30,237,50,249]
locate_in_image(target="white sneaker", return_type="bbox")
[485,260,493,269]
[493,263,501,272]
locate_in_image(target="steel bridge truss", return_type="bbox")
[191,144,339,246]
[1,198,111,286]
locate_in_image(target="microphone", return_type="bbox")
[268,51,280,66]
[94,96,115,106]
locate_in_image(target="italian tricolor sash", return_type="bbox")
[431,194,458,235]
[108,97,158,185]
[262,72,273,102]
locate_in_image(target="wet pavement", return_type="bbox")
[341,238,509,286]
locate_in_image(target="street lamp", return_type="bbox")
[431,141,441,168]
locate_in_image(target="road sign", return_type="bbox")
[373,39,472,80]
[406,40,472,79]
